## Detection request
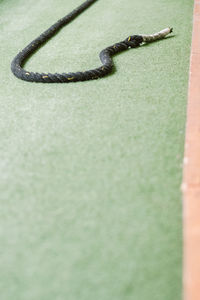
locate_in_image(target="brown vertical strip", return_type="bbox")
[183,1,200,299]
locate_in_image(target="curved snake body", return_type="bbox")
[11,0,173,83]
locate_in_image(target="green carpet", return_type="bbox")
[0,0,193,299]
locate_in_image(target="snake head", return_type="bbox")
[126,35,143,48]
[132,35,144,43]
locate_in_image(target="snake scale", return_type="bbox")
[11,0,173,83]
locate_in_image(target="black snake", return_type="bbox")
[11,0,173,83]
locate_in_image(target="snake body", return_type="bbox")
[11,0,173,83]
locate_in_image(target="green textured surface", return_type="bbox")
[0,0,193,299]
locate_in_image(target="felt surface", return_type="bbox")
[0,0,193,299]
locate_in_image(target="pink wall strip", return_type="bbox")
[183,1,200,299]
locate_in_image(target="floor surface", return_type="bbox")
[0,0,193,299]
